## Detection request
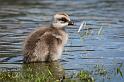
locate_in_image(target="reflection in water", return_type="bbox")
[0,62,65,82]
[22,62,65,81]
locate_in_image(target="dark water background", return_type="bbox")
[0,0,124,82]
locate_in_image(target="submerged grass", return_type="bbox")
[0,70,58,82]
[0,62,95,82]
[0,63,123,82]
[76,70,94,82]
[0,70,94,82]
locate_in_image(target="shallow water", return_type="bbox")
[0,0,124,82]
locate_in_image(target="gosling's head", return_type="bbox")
[51,12,74,28]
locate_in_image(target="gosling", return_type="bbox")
[23,12,74,63]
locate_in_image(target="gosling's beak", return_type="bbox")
[68,21,74,25]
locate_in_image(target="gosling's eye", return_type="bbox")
[58,17,68,22]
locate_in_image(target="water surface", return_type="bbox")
[0,0,124,82]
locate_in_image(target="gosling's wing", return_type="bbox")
[23,27,50,55]
[34,32,63,61]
